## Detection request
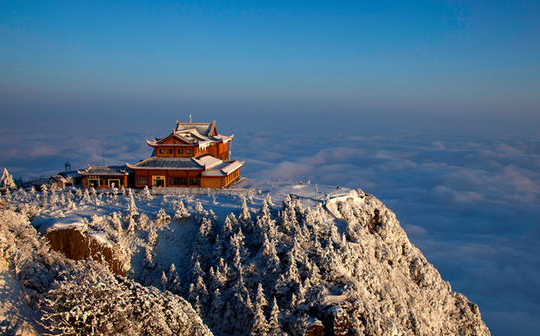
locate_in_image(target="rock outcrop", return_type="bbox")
[45,224,128,276]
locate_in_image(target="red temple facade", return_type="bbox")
[127,120,243,188]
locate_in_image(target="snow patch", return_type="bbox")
[89,232,113,247]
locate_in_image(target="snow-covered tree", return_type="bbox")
[268,297,284,336]
[156,208,171,226]
[251,300,269,335]
[82,188,91,204]
[161,270,169,290]
[127,189,139,216]
[168,263,182,293]
[195,201,204,214]
[0,168,16,190]
[223,213,238,238]
[142,186,153,201]
[174,200,190,220]
[239,195,252,224]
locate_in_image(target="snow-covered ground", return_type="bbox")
[0,179,490,336]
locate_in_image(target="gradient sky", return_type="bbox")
[1,0,540,120]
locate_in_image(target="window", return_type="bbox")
[189,176,200,186]
[137,176,147,185]
[167,149,173,154]
[177,149,183,154]
[158,149,164,154]
[186,149,191,154]
[170,177,186,186]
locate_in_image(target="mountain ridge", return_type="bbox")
[0,179,490,335]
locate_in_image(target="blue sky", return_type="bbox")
[1,1,540,335]
[1,0,540,119]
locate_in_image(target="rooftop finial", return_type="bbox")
[189,114,192,123]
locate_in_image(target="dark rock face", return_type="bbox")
[303,319,325,336]
[46,226,88,260]
[325,306,349,336]
[46,226,127,276]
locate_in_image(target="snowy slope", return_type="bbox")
[0,179,490,335]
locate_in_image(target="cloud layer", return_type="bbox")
[231,118,540,336]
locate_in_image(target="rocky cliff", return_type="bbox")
[1,183,490,336]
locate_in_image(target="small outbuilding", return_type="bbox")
[78,165,129,189]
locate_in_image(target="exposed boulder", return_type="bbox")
[45,224,128,276]
[302,319,325,336]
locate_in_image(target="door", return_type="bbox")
[108,179,121,188]
[88,179,100,188]
[152,175,166,187]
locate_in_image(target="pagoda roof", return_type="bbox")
[175,120,216,136]
[78,165,129,176]
[146,120,233,148]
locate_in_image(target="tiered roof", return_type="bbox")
[146,120,233,149]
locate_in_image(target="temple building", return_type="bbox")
[127,120,243,188]
[78,166,129,189]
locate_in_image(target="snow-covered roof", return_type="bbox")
[146,121,233,148]
[127,157,204,170]
[78,165,129,176]
[192,154,223,169]
[127,155,242,173]
[175,121,215,136]
[59,170,81,178]
[221,161,243,175]
[201,160,244,177]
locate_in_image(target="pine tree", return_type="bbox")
[195,201,204,214]
[268,297,283,335]
[126,189,139,216]
[210,287,225,329]
[160,271,169,290]
[156,208,171,226]
[265,193,274,207]
[41,185,48,208]
[173,200,189,220]
[142,186,153,201]
[251,297,269,335]
[168,263,182,293]
[111,184,118,202]
[0,168,16,190]
[239,195,252,224]
[255,283,269,309]
[223,213,237,238]
[261,233,280,272]
[111,212,123,235]
[82,188,91,204]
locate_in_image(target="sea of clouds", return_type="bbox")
[1,112,539,336]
